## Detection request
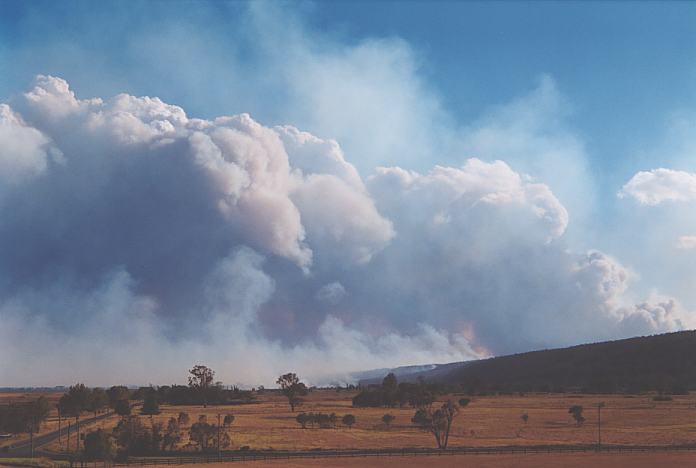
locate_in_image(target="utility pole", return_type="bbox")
[217,413,221,461]
[58,406,62,447]
[597,402,605,451]
[75,415,80,454]
[30,416,34,459]
[67,421,71,455]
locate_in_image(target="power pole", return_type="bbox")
[67,421,71,455]
[30,416,34,459]
[597,402,605,451]
[75,415,80,454]
[217,413,221,460]
[58,406,62,447]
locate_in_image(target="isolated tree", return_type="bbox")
[178,412,190,426]
[458,398,471,408]
[115,399,131,417]
[189,419,216,451]
[342,414,356,429]
[569,405,585,426]
[28,397,51,432]
[412,400,460,449]
[276,373,308,412]
[223,414,235,427]
[162,418,181,451]
[382,413,396,429]
[113,415,157,455]
[188,365,215,407]
[83,429,115,461]
[59,384,91,418]
[107,386,130,408]
[141,392,161,419]
[521,413,529,424]
[88,388,109,418]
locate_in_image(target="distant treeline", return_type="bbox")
[145,385,254,406]
[352,373,447,408]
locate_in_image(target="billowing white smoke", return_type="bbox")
[0,76,690,387]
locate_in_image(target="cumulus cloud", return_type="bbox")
[0,103,61,185]
[0,75,690,387]
[619,168,696,205]
[459,75,596,233]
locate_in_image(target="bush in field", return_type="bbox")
[84,429,115,460]
[295,412,338,429]
[223,414,235,427]
[296,413,309,429]
[568,405,585,426]
[342,414,356,429]
[521,412,529,424]
[382,414,395,429]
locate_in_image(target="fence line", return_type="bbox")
[74,443,696,466]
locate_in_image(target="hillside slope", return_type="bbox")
[363,331,696,393]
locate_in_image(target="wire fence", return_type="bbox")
[53,443,691,466]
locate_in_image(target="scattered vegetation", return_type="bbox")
[294,412,338,429]
[568,405,585,426]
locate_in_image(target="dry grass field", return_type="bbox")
[4,389,696,455]
[151,451,696,468]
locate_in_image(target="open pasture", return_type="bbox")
[8,390,696,454]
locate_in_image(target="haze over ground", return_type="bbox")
[1,1,696,387]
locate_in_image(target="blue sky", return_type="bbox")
[2,1,696,384]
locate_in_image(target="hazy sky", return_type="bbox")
[1,1,696,387]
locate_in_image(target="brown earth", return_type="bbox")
[142,451,696,468]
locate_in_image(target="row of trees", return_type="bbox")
[0,397,50,434]
[351,373,444,409]
[6,365,476,459]
[84,411,236,460]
